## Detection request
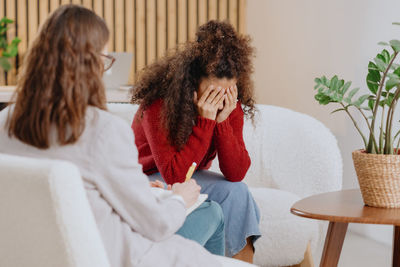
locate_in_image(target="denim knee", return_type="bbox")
[207,200,224,226]
[214,181,250,200]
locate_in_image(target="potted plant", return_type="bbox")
[314,22,400,208]
[0,17,20,72]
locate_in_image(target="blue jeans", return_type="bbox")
[176,200,225,256]
[149,170,261,257]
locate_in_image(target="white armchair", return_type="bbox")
[107,103,343,266]
[0,153,110,267]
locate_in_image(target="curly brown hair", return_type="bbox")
[132,20,255,150]
[7,5,109,149]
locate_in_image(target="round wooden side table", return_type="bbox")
[291,189,400,267]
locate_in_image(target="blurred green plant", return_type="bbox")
[0,17,20,71]
[314,22,400,154]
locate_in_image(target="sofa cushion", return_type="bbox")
[249,187,318,267]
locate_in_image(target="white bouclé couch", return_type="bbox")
[0,103,342,267]
[107,103,343,266]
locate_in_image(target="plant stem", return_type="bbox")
[368,52,399,153]
[379,105,385,154]
[340,104,368,149]
[384,86,400,154]
[356,106,379,152]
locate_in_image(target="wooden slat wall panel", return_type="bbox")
[0,0,247,85]
[136,0,146,71]
[146,0,156,64]
[0,1,5,85]
[156,0,167,57]
[6,0,16,84]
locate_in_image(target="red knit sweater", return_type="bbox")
[132,99,251,184]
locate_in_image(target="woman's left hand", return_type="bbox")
[216,85,238,123]
[150,180,172,190]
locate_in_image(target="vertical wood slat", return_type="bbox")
[136,0,146,71]
[187,0,197,41]
[126,0,135,83]
[93,0,103,18]
[0,0,246,86]
[50,0,60,12]
[228,0,237,30]
[27,0,38,46]
[238,0,246,34]
[115,0,124,52]
[104,0,114,51]
[0,1,6,85]
[17,0,27,74]
[39,0,49,27]
[177,0,186,44]
[208,0,217,21]
[167,0,176,50]
[82,0,93,9]
[6,0,16,84]
[218,0,228,21]
[146,0,156,64]
[156,0,167,58]
[198,0,207,26]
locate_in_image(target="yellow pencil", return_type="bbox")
[185,162,197,182]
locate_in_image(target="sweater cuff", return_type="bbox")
[196,116,216,130]
[215,117,232,136]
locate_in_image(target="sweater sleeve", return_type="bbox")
[90,115,187,242]
[214,102,251,182]
[141,101,216,184]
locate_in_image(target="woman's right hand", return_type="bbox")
[194,85,226,120]
[172,179,201,208]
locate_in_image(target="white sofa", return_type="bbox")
[107,103,343,266]
[0,103,342,267]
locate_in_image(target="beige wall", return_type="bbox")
[246,0,400,246]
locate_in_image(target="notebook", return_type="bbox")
[150,187,208,216]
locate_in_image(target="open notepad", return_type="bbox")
[150,187,208,216]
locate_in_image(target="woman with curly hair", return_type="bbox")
[0,6,253,267]
[132,20,261,263]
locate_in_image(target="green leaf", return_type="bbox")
[314,77,322,84]
[386,77,400,91]
[315,93,333,105]
[377,54,387,64]
[0,57,11,71]
[382,49,391,63]
[394,67,400,77]
[368,99,375,110]
[348,87,360,99]
[367,79,378,94]
[342,81,352,95]
[330,75,339,91]
[353,94,370,107]
[378,41,390,46]
[368,61,380,73]
[390,40,400,53]
[394,22,400,26]
[374,57,387,72]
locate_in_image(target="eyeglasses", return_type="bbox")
[101,54,116,71]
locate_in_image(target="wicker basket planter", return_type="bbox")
[352,149,400,208]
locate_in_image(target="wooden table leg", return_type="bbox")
[393,226,400,267]
[319,222,348,267]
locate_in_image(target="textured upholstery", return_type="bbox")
[0,153,110,267]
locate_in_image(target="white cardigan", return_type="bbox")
[0,106,220,267]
